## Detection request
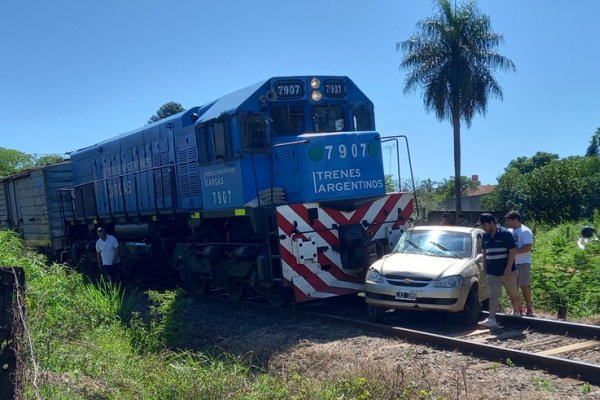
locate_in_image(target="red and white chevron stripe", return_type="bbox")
[276,193,413,302]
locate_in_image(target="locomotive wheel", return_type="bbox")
[226,281,246,301]
[265,288,289,307]
[189,272,208,296]
[131,263,145,284]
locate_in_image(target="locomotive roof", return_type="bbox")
[194,79,268,123]
[71,76,358,156]
[195,75,355,123]
[71,79,269,154]
[72,107,202,154]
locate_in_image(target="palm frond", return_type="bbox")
[398,0,514,126]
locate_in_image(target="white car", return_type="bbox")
[364,226,488,324]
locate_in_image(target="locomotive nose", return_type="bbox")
[296,132,386,204]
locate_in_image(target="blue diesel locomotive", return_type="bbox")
[23,76,413,305]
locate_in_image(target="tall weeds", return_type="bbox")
[532,221,600,317]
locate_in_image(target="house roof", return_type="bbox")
[466,184,496,197]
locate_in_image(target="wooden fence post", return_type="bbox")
[0,266,25,400]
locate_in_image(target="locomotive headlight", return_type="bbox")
[310,77,321,89]
[311,90,322,102]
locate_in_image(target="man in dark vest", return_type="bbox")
[478,213,522,328]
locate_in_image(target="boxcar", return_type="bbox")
[0,162,73,258]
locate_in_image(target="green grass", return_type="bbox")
[492,217,600,318]
[1,230,441,399]
[2,223,599,399]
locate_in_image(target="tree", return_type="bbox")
[402,178,443,222]
[485,154,600,223]
[148,102,185,124]
[505,151,559,174]
[398,0,515,213]
[34,154,66,167]
[435,176,478,201]
[585,127,600,156]
[0,147,33,177]
[385,174,398,192]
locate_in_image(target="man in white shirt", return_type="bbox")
[505,211,534,316]
[96,227,120,281]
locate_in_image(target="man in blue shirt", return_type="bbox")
[478,213,522,328]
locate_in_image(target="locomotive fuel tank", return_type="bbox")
[114,223,158,238]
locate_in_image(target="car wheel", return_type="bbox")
[457,289,481,325]
[367,304,385,323]
[481,298,490,311]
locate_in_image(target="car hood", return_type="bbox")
[376,253,471,279]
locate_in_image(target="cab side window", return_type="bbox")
[212,121,228,158]
[353,107,374,131]
[241,116,267,149]
[196,119,232,163]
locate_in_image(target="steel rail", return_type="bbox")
[295,310,600,385]
[490,312,600,337]
[156,292,600,383]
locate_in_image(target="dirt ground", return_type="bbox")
[176,298,600,400]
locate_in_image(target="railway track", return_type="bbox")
[125,282,600,384]
[290,300,600,385]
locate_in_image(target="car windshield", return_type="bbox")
[393,230,472,259]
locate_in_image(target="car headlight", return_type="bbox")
[435,275,463,288]
[366,268,384,284]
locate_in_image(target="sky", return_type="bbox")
[1,1,599,186]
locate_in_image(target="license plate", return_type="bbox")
[395,290,416,301]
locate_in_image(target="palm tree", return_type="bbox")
[398,0,515,213]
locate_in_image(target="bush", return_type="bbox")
[531,222,600,317]
[0,230,317,398]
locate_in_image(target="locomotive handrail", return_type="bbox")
[63,161,183,221]
[242,148,262,209]
[271,139,311,148]
[381,135,419,219]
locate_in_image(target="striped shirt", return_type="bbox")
[483,227,516,276]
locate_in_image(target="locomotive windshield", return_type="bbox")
[312,105,345,132]
[271,106,305,135]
